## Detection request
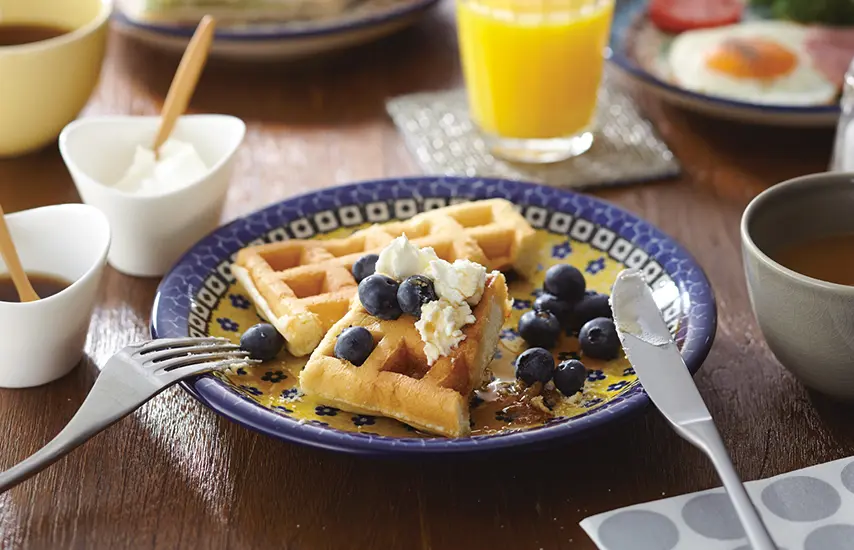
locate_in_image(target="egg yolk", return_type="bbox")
[705,38,797,80]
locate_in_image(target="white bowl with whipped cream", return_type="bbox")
[0,204,110,388]
[59,114,246,277]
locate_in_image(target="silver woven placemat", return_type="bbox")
[386,72,680,190]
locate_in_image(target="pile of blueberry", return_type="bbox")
[514,264,621,396]
[331,253,442,366]
[351,254,439,321]
[519,264,618,357]
[516,348,587,397]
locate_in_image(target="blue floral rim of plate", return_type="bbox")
[608,0,840,116]
[151,176,717,456]
[113,0,439,41]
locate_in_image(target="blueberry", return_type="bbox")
[568,291,613,332]
[515,347,555,385]
[334,326,374,366]
[518,310,561,349]
[352,254,379,283]
[534,293,572,325]
[544,264,586,303]
[358,274,402,320]
[578,317,621,360]
[397,275,438,318]
[554,359,587,396]
[240,323,285,361]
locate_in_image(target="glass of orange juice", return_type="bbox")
[457,0,614,163]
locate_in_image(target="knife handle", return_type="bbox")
[676,419,776,550]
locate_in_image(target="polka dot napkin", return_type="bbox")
[385,70,681,191]
[580,457,854,549]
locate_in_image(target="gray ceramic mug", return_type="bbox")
[742,172,854,398]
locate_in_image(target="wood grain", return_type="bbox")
[0,5,845,548]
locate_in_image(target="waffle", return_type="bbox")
[232,199,537,356]
[300,271,511,437]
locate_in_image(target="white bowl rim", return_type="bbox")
[0,203,111,309]
[58,113,247,202]
[0,0,113,55]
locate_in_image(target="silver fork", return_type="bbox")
[0,337,256,493]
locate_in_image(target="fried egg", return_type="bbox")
[668,21,838,106]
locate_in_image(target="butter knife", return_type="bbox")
[610,269,776,550]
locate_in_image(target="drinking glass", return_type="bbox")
[830,56,854,171]
[456,0,614,163]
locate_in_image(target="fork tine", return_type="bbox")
[161,357,261,381]
[154,350,252,372]
[142,343,242,364]
[136,337,231,356]
[0,339,253,495]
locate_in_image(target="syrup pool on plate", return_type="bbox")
[456,0,614,163]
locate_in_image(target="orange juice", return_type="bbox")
[457,0,613,143]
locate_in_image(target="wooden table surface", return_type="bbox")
[0,4,847,548]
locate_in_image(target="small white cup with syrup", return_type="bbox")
[59,114,246,277]
[0,204,110,388]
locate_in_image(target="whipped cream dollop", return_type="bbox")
[415,300,476,365]
[114,138,208,195]
[375,235,487,364]
[428,258,486,306]
[375,235,439,280]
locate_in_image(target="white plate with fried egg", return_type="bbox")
[609,0,845,127]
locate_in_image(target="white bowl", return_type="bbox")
[59,114,246,277]
[0,204,110,388]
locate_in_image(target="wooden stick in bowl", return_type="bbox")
[0,204,39,302]
[152,15,217,159]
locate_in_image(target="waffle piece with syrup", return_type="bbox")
[300,271,511,437]
[232,199,537,356]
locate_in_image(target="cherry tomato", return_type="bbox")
[649,0,743,33]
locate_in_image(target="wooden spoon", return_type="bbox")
[152,15,217,159]
[0,204,39,303]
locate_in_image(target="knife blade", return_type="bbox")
[610,268,712,427]
[610,268,777,550]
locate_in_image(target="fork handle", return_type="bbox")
[0,374,148,493]
[678,419,777,550]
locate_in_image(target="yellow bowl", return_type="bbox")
[0,0,110,157]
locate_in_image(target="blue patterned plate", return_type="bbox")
[112,0,438,61]
[609,0,840,127]
[151,177,716,455]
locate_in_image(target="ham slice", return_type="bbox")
[805,25,854,88]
